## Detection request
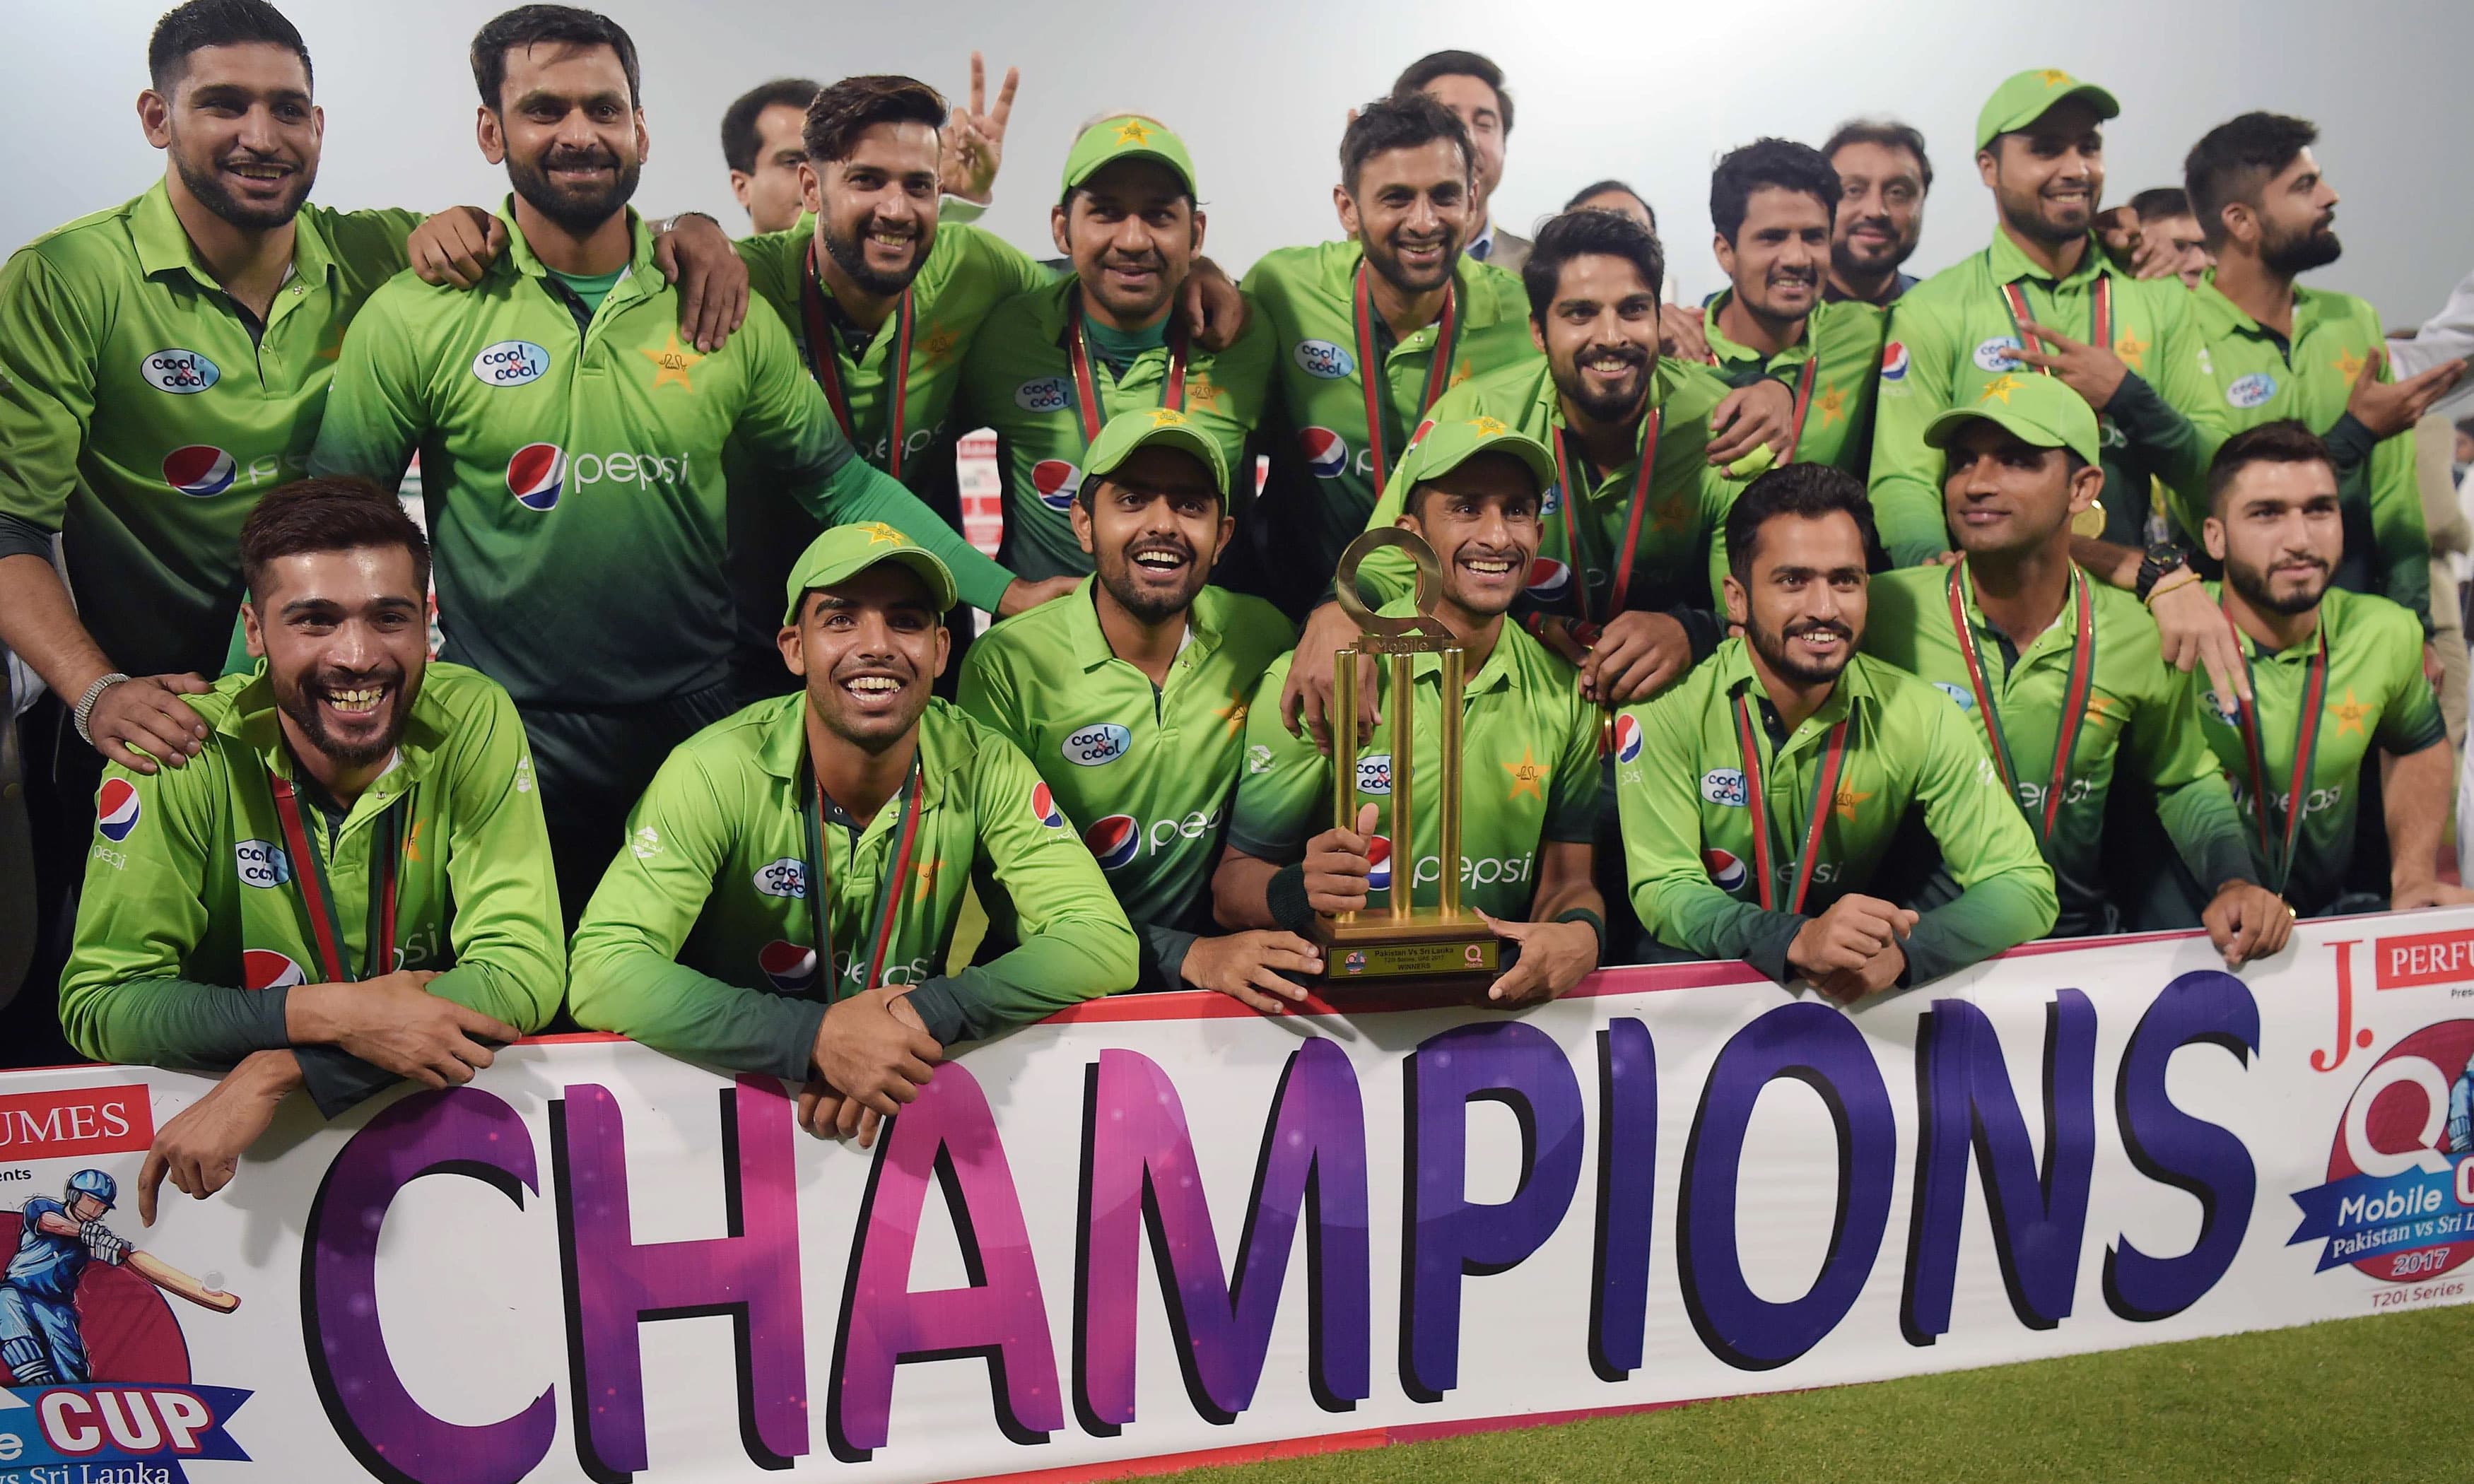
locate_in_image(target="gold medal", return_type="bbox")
[2070,497,2106,539]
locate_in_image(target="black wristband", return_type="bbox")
[1554,907,1607,963]
[1267,862,1317,936]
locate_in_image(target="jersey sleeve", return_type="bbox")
[317,206,425,302]
[305,278,430,489]
[0,250,101,539]
[734,225,807,326]
[2371,603,2449,755]
[1542,688,1601,844]
[2128,656,2255,894]
[1617,690,1807,979]
[1224,660,1332,863]
[1867,289,1962,566]
[952,632,1026,745]
[2365,419,2434,634]
[966,225,1057,298]
[1896,689,2059,983]
[1195,293,1277,451]
[56,750,292,1068]
[566,746,831,1083]
[2116,284,2226,534]
[903,733,1137,1044]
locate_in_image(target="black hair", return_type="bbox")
[1725,464,1877,581]
[2184,112,2318,249]
[1563,179,1656,232]
[1391,49,1513,136]
[2128,186,2191,223]
[802,74,946,166]
[1710,137,1841,245]
[470,4,640,112]
[1521,208,1665,325]
[2206,419,2334,511]
[148,0,311,94]
[240,477,430,602]
[1339,92,1472,197]
[720,77,819,175]
[1820,117,1933,193]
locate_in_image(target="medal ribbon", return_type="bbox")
[1732,695,1850,914]
[1549,409,1663,635]
[2224,600,2329,893]
[1065,288,1190,445]
[801,240,917,479]
[1945,565,2097,844]
[800,758,925,999]
[267,772,402,983]
[1351,261,1459,487]
[2000,273,2111,374]
[1778,353,1820,466]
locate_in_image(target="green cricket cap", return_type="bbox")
[1976,68,2120,152]
[782,522,957,624]
[1923,371,2102,466]
[1062,114,1197,196]
[1396,413,1557,496]
[1082,406,1230,497]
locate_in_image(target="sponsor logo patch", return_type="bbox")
[471,339,552,387]
[1062,722,1132,767]
[1014,376,1070,413]
[96,778,141,842]
[1033,459,1082,512]
[2226,371,2278,409]
[1881,341,1910,381]
[506,442,565,511]
[162,444,237,497]
[1355,753,1393,796]
[758,940,818,991]
[1294,338,1354,379]
[1699,768,1748,807]
[1300,426,1349,480]
[1084,814,1139,871]
[139,347,218,394]
[1031,781,1067,829]
[1973,336,2024,372]
[1612,712,1643,764]
[243,949,306,991]
[234,840,291,889]
[752,856,807,899]
[1704,847,1747,891]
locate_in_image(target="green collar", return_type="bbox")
[1318,238,1510,331]
[2204,579,2327,663]
[1524,356,1682,446]
[1370,595,1520,697]
[2190,271,2331,341]
[498,195,657,290]
[1062,577,1224,674]
[1953,560,2092,669]
[131,177,334,298]
[216,664,448,818]
[1986,225,2114,290]
[754,691,967,809]
[1700,290,1814,369]
[1714,637,1876,751]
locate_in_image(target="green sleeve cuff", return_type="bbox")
[0,511,54,563]
[1266,861,1315,936]
[2321,411,2379,474]
[1138,924,1199,993]
[2102,371,2179,444]
[67,979,293,1070]
[293,1047,404,1119]
[1741,912,1809,985]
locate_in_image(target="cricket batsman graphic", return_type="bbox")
[1,1169,238,1385]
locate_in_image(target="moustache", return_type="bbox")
[1127,535,1196,563]
[542,146,621,171]
[1782,620,1852,642]
[1577,344,1649,367]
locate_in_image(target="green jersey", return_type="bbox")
[0,183,420,678]
[2193,583,2445,914]
[954,278,1277,580]
[57,663,562,1115]
[1352,358,1741,659]
[309,201,1008,710]
[2186,276,2431,630]
[1229,606,1600,920]
[1870,230,2226,563]
[1617,642,2057,984]
[1701,293,1887,473]
[956,581,1294,984]
[567,694,1137,1075]
[1243,241,1539,603]
[1862,563,2252,934]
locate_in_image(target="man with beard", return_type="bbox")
[1869,69,2228,563]
[2181,113,2462,638]
[2183,423,2466,917]
[568,525,1136,1144]
[1821,119,1930,307]
[1665,139,1886,474]
[958,411,1301,1003]
[1393,49,1527,273]
[954,114,1273,582]
[1862,375,2288,963]
[1217,421,1608,1005]
[57,478,561,1216]
[1618,464,2054,996]
[312,7,1046,919]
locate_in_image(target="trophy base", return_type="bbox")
[1311,912,1500,983]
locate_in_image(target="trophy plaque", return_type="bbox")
[1313,529,1501,984]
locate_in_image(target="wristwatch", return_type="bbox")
[2134,540,2190,601]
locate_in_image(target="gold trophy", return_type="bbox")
[1315,528,1501,984]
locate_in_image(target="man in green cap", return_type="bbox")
[2181,112,2463,648]
[1663,139,1885,476]
[1868,68,2227,571]
[1861,372,2292,964]
[2184,423,2468,917]
[1619,464,2056,996]
[569,523,1137,1143]
[959,408,1305,1006]
[1216,419,1608,1006]
[952,114,1274,583]
[59,478,561,1218]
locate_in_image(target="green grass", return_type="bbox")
[1127,1303,2474,1484]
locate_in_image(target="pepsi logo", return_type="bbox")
[1084,814,1140,871]
[1365,835,1393,893]
[161,444,237,498]
[1062,722,1132,767]
[1032,459,1083,512]
[1703,848,1747,892]
[1294,338,1355,379]
[1881,341,1910,382]
[758,940,819,992]
[139,347,219,394]
[242,949,305,991]
[1406,417,1436,451]
[751,856,807,899]
[1972,336,2024,372]
[1354,753,1392,796]
[2225,372,2278,409]
[471,339,552,388]
[1299,427,1349,480]
[1541,483,1561,516]
[1031,781,1066,829]
[1612,713,1643,764]
[1014,376,1070,413]
[1527,557,1572,597]
[95,778,141,843]
[1699,767,1747,808]
[505,443,565,511]
[233,840,291,889]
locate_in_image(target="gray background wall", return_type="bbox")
[12,0,2470,324]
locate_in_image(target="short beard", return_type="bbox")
[1999,191,2085,247]
[272,664,418,771]
[1831,221,1915,278]
[2261,223,2342,276]
[1362,228,1456,298]
[823,216,927,298]
[506,145,640,237]
[1095,537,1204,625]
[172,146,311,231]
[1550,349,1649,425]
[2224,553,2330,618]
[1746,613,1855,687]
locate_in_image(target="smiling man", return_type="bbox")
[568,524,1136,1143]
[1821,119,1931,307]
[57,478,561,1215]
[1217,420,1609,1006]
[1393,49,1525,272]
[720,76,822,235]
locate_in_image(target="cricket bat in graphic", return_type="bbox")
[126,1252,240,1313]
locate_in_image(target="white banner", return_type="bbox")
[4,910,2473,1484]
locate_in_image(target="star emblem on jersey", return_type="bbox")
[2332,348,2368,382]
[1115,118,1153,146]
[2083,694,2115,728]
[1819,384,1846,426]
[1979,373,2022,405]
[1466,415,1508,438]
[858,522,910,546]
[1834,785,1872,823]
[914,856,941,904]
[2113,331,2148,373]
[1503,746,1549,801]
[1184,372,1223,411]
[405,817,426,863]
[922,326,961,364]
[2329,687,2372,736]
[1214,684,1249,739]
[1449,356,1475,389]
[1649,494,1696,537]
[640,333,704,391]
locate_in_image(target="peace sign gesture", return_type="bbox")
[2012,318,2130,411]
[940,52,1018,205]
